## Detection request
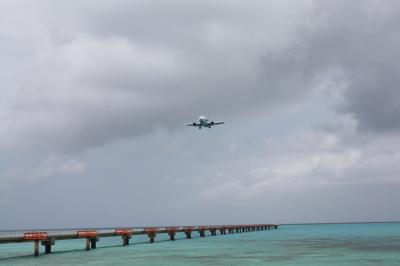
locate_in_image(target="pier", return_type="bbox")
[0,224,278,257]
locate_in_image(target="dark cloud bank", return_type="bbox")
[1,0,398,153]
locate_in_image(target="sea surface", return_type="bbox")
[1,223,400,265]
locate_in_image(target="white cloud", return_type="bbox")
[198,115,400,200]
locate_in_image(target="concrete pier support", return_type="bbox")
[149,234,155,243]
[209,229,217,236]
[45,244,51,254]
[86,239,90,251]
[34,240,39,257]
[168,232,176,241]
[115,229,133,246]
[219,229,226,235]
[184,227,193,239]
[41,238,55,254]
[122,235,131,246]
[167,227,177,241]
[199,230,205,237]
[144,228,158,243]
[77,231,98,251]
[146,232,156,243]
[90,237,98,249]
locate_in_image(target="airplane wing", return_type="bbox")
[213,121,225,125]
[185,123,198,127]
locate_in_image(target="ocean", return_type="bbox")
[1,223,400,265]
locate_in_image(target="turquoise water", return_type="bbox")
[1,223,400,265]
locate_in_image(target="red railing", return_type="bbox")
[115,229,133,236]
[143,227,159,234]
[24,232,48,241]
[77,230,97,238]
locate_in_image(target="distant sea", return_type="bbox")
[1,223,400,265]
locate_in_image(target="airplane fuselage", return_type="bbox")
[194,115,214,129]
[198,116,209,128]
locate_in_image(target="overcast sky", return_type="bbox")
[1,0,400,229]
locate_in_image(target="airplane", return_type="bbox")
[185,115,227,129]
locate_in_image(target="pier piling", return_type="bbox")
[90,237,98,249]
[144,228,158,243]
[41,238,55,254]
[86,239,90,251]
[184,227,193,239]
[209,227,217,236]
[122,235,131,246]
[34,240,39,257]
[167,227,177,241]
[199,230,205,237]
[77,230,98,251]
[115,229,133,246]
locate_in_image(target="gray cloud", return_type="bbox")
[1,0,400,155]
[276,0,400,133]
[0,0,316,153]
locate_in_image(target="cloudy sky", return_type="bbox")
[1,0,399,229]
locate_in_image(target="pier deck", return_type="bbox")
[0,224,279,257]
